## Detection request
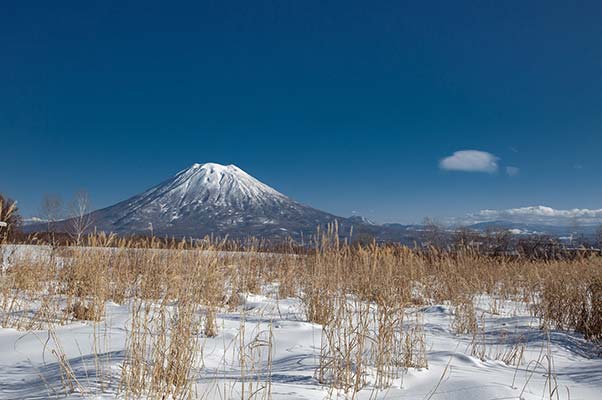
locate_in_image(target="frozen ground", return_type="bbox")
[1,292,601,400]
[1,245,601,399]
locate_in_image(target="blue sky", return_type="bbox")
[2,1,601,224]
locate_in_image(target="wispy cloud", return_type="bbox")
[506,166,520,176]
[439,150,499,173]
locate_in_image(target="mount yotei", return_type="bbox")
[46,163,352,239]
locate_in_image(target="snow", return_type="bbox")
[1,278,601,398]
[139,163,290,211]
[2,245,601,399]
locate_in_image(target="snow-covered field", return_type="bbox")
[1,245,601,399]
[2,295,601,399]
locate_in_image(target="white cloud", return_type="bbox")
[465,206,602,226]
[506,166,520,176]
[439,150,499,173]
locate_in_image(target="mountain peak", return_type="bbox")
[25,162,349,239]
[79,161,339,238]
[186,162,251,177]
[154,163,281,207]
[174,163,283,200]
[188,162,235,170]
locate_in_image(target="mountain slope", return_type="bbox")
[45,163,345,239]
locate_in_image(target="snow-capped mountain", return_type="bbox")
[348,215,377,225]
[53,163,346,239]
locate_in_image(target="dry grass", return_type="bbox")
[1,227,601,398]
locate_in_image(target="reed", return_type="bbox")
[1,229,601,398]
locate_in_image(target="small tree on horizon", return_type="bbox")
[41,194,63,230]
[69,190,93,245]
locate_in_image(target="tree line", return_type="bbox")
[0,191,93,245]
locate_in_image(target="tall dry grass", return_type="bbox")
[0,226,601,398]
